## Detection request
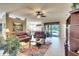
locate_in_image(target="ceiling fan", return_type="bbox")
[35,11,46,18]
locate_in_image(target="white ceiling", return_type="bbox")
[0,3,72,20]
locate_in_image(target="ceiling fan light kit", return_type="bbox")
[37,15,41,18]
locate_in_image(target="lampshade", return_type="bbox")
[37,15,41,18]
[6,28,10,33]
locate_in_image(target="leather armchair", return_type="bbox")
[34,31,46,39]
[34,31,46,44]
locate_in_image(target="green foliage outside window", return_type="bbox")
[72,3,79,10]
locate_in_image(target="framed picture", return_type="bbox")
[13,22,23,32]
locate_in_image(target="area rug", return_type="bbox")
[17,43,51,56]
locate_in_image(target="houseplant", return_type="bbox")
[3,36,20,56]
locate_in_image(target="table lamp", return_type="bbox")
[6,28,10,38]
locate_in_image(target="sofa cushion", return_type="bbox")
[16,32,31,42]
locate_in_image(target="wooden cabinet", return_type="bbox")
[66,9,79,56]
[71,13,79,24]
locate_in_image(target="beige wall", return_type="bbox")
[60,19,66,41]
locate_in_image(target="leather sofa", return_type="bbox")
[15,32,31,42]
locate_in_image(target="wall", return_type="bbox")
[60,19,66,41]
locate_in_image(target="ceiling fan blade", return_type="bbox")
[41,14,46,17]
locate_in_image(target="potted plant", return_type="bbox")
[3,36,20,56]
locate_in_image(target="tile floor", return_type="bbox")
[0,49,4,56]
[44,37,65,56]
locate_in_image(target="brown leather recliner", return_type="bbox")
[34,31,46,44]
[34,31,46,39]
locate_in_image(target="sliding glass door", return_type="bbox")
[44,22,60,37]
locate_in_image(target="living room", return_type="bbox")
[0,3,78,56]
